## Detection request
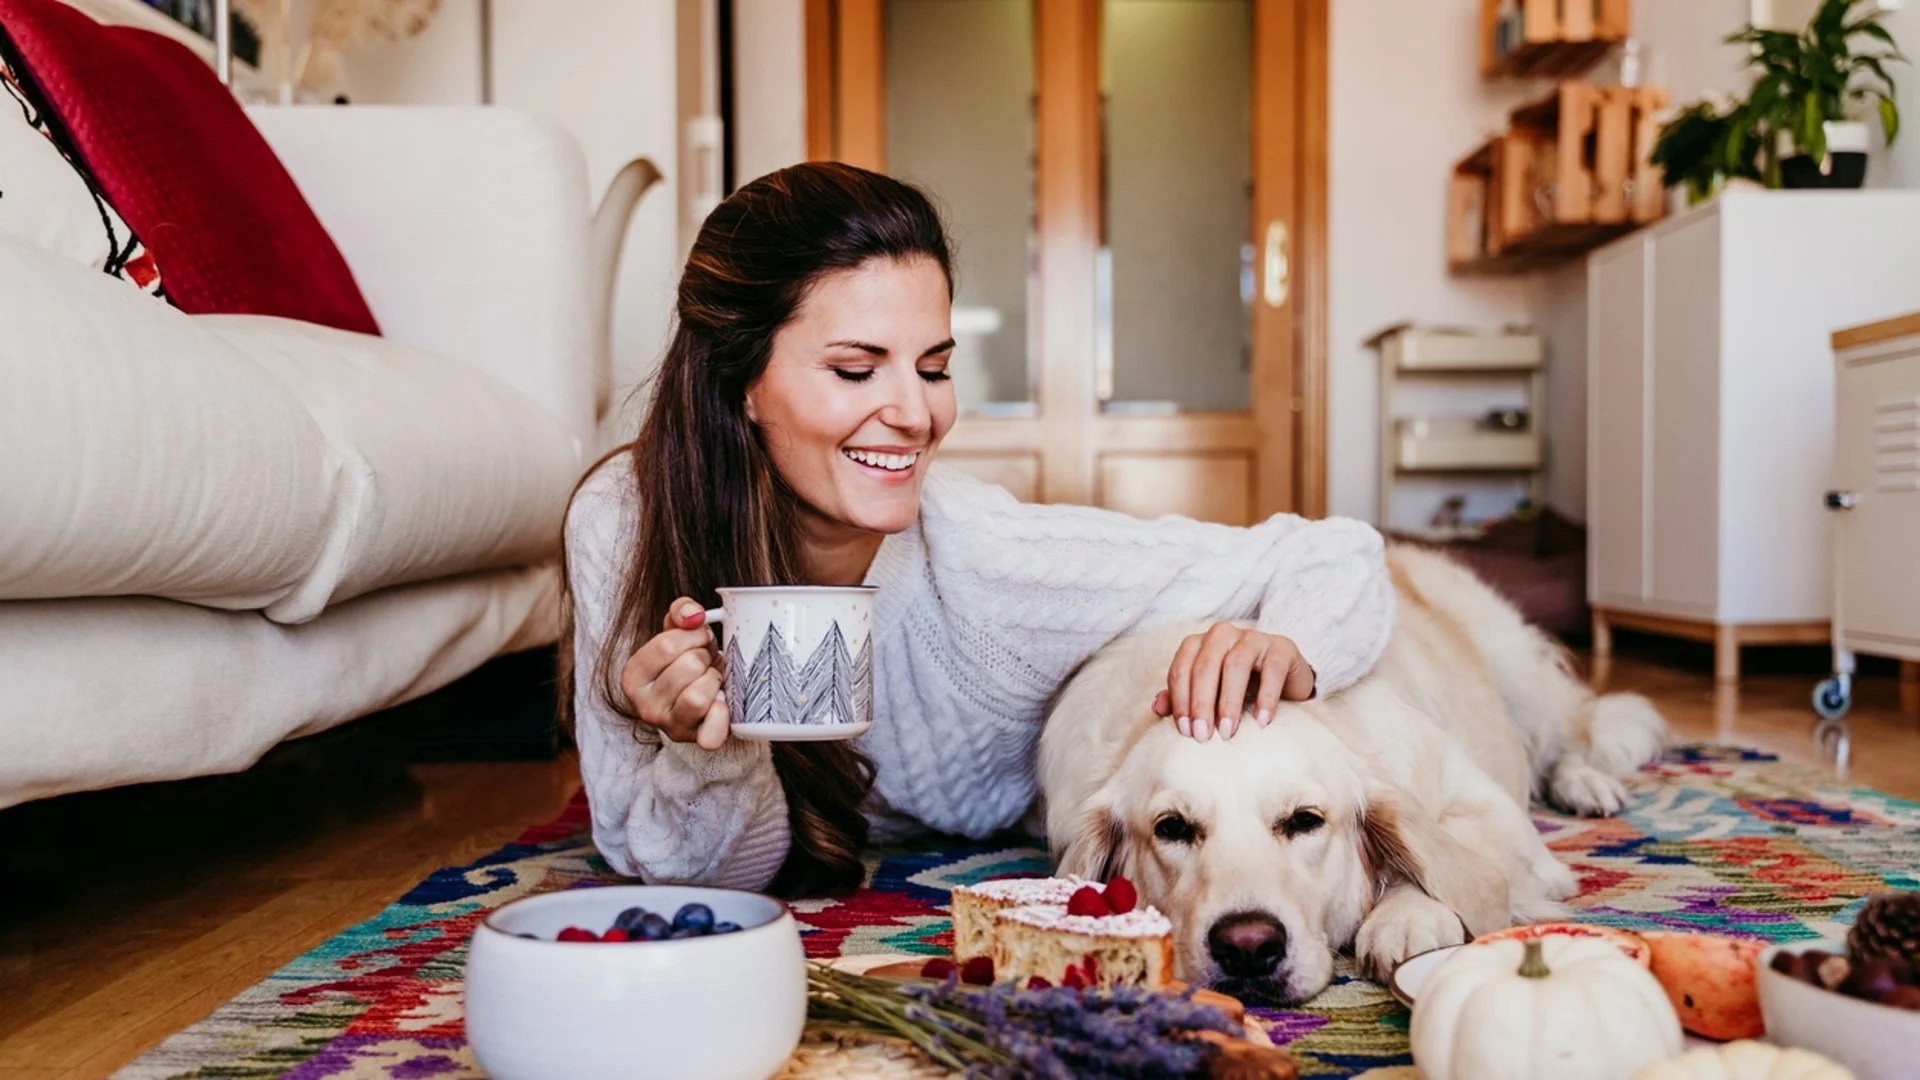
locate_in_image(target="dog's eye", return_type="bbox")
[1153,814,1198,845]
[1279,809,1325,837]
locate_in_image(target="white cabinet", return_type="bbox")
[1825,314,1920,722]
[1586,191,1920,682]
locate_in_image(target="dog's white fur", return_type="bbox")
[1037,545,1667,1003]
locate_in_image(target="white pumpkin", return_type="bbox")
[1635,1041,1854,1080]
[1411,935,1683,1080]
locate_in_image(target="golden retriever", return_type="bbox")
[1037,545,1666,1004]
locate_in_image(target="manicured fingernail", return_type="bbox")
[1177,716,1191,737]
[1195,718,1212,742]
[1257,709,1273,727]
[1222,714,1239,740]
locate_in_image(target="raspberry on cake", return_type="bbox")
[949,875,1095,961]
[991,902,1175,990]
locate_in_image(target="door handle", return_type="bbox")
[1263,220,1289,308]
[1826,490,1857,510]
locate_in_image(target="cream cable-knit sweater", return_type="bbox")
[567,452,1396,889]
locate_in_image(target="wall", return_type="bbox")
[342,0,682,450]
[1327,0,1542,524]
[734,0,810,185]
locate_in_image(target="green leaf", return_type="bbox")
[1804,90,1827,158]
[1882,94,1901,145]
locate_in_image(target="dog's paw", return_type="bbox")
[1532,854,1579,901]
[1549,758,1628,817]
[1355,891,1467,982]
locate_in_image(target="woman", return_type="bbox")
[564,162,1393,897]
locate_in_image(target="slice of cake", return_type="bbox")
[949,875,1092,962]
[990,879,1176,991]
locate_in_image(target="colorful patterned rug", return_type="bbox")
[117,747,1920,1079]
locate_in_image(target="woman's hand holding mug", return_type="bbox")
[621,598,731,750]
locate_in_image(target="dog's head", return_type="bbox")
[1049,683,1508,1004]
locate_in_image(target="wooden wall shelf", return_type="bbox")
[1447,82,1666,276]
[1481,0,1630,80]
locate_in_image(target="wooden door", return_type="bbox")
[808,0,1326,520]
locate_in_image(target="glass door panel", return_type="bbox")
[1099,0,1253,413]
[885,0,1036,416]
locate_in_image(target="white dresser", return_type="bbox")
[1586,191,1920,681]
[1821,314,1920,722]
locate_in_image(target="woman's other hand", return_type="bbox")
[1152,623,1315,742]
[621,598,730,750]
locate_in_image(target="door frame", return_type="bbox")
[805,0,1328,517]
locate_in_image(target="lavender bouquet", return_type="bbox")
[805,965,1297,1080]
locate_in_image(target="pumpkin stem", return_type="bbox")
[1517,939,1551,979]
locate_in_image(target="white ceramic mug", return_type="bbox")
[703,585,875,741]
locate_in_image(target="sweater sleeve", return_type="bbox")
[914,467,1395,698]
[566,456,792,889]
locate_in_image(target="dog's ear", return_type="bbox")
[1360,788,1510,937]
[1053,800,1131,883]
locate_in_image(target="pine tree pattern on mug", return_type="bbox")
[724,620,873,727]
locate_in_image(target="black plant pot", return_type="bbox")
[1780,151,1869,189]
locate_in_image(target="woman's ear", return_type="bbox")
[1360,788,1510,937]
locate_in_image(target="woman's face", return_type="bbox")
[747,255,957,538]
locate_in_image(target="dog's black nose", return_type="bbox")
[1207,913,1287,978]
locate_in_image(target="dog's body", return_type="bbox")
[1037,545,1666,1004]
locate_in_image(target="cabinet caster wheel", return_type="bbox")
[1813,718,1852,770]
[1813,676,1852,721]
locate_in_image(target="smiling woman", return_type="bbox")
[560,161,1398,903]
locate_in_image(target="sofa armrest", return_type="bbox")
[248,106,595,442]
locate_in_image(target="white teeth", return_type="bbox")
[844,449,919,472]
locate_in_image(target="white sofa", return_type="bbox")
[0,106,631,810]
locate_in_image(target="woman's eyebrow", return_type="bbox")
[825,339,887,356]
[921,338,957,358]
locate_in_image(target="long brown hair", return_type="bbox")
[561,162,954,897]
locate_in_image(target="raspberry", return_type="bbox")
[961,956,996,985]
[921,957,957,980]
[557,927,597,942]
[1062,964,1088,989]
[1082,954,1100,982]
[1066,885,1112,919]
[1104,877,1138,914]
[1026,975,1053,990]
[601,927,630,943]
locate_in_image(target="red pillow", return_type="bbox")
[0,0,379,334]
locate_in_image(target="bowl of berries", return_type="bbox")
[464,885,805,1080]
[1756,895,1920,1080]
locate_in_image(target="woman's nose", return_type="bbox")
[879,375,933,436]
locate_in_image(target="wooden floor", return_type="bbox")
[3,643,1917,1079]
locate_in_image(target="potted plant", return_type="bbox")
[1649,97,1761,205]
[1725,0,1904,188]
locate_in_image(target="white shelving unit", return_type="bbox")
[1375,328,1545,533]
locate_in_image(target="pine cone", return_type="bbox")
[1848,892,1920,968]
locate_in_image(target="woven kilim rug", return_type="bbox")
[116,746,1920,1079]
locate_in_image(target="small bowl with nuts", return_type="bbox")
[1757,894,1920,1080]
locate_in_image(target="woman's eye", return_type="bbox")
[1278,809,1325,838]
[1153,814,1198,845]
[832,368,876,383]
[918,368,952,383]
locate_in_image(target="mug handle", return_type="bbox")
[701,608,726,627]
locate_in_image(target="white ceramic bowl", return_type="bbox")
[1757,939,1920,1080]
[465,885,807,1080]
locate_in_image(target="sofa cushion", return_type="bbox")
[0,0,378,334]
[0,237,336,609]
[198,316,584,623]
[0,46,160,292]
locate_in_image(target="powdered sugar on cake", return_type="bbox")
[956,876,1094,905]
[1000,904,1172,938]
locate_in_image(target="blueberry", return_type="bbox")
[670,927,702,939]
[673,903,716,933]
[635,912,673,941]
[713,921,742,934]
[613,906,651,932]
